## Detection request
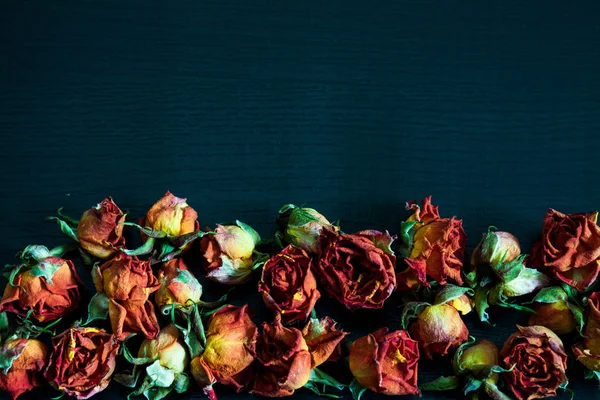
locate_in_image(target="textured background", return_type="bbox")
[1,1,600,399]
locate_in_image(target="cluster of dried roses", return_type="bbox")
[1,193,600,400]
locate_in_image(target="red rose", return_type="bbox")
[77,197,126,259]
[0,256,82,323]
[0,339,47,400]
[400,196,466,288]
[500,325,568,400]
[44,327,119,399]
[251,315,312,397]
[316,228,396,310]
[531,209,600,291]
[258,245,320,324]
[93,253,160,340]
[349,328,420,396]
[301,317,347,368]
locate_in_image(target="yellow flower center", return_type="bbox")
[392,349,407,365]
[293,292,304,301]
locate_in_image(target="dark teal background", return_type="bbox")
[1,1,599,399]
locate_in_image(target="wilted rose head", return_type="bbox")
[139,324,188,374]
[276,204,337,254]
[529,300,577,335]
[108,299,160,341]
[44,328,119,400]
[93,253,159,302]
[251,315,312,397]
[316,228,396,310]
[349,328,420,396]
[401,196,466,287]
[500,325,568,400]
[259,245,320,324]
[155,258,202,309]
[0,257,82,323]
[572,292,600,373]
[530,208,600,291]
[456,340,500,384]
[409,303,469,359]
[200,221,260,285]
[0,339,47,400]
[301,317,347,368]
[472,230,521,267]
[77,197,126,259]
[191,305,258,392]
[143,191,199,237]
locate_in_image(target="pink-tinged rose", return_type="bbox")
[0,257,82,323]
[251,315,312,397]
[259,245,320,324]
[143,191,199,236]
[138,324,188,373]
[276,204,338,254]
[200,222,260,285]
[77,197,126,259]
[531,208,600,291]
[316,228,396,310]
[409,303,469,359]
[400,196,466,288]
[155,258,203,308]
[190,305,258,392]
[500,325,568,400]
[44,328,119,399]
[349,328,420,396]
[0,339,47,400]
[301,317,347,368]
[529,300,577,335]
[572,292,600,373]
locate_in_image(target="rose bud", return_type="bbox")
[155,258,203,310]
[455,340,500,384]
[530,208,600,291]
[472,229,521,267]
[77,197,126,259]
[251,315,312,397]
[276,204,337,254]
[349,328,420,396]
[316,228,396,310]
[301,317,347,368]
[200,221,261,285]
[139,324,189,374]
[93,253,160,340]
[142,191,199,237]
[44,327,119,399]
[500,325,568,400]
[400,196,467,287]
[190,305,258,393]
[0,256,82,323]
[409,303,469,359]
[258,245,320,324]
[572,292,600,374]
[529,301,577,335]
[0,339,47,400]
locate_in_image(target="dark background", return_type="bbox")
[1,1,599,399]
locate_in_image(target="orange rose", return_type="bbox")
[0,339,47,400]
[155,258,203,309]
[77,197,126,259]
[142,191,199,237]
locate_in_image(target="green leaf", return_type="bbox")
[49,243,78,258]
[420,375,459,391]
[114,366,142,388]
[143,387,172,400]
[236,220,261,245]
[481,381,513,400]
[474,286,492,325]
[465,270,477,288]
[128,378,151,400]
[308,368,346,391]
[252,250,269,271]
[0,340,27,372]
[83,292,110,326]
[491,255,525,283]
[584,369,600,383]
[0,312,9,343]
[122,341,154,366]
[29,259,64,285]
[567,302,585,335]
[123,237,156,256]
[463,376,483,394]
[191,304,207,348]
[173,373,190,394]
[398,220,419,257]
[18,245,51,262]
[400,302,430,329]
[46,217,79,241]
[146,360,175,388]
[173,317,204,359]
[349,379,368,400]
[57,207,80,225]
[79,248,96,266]
[122,222,168,239]
[489,285,536,313]
[452,336,476,374]
[531,286,568,304]
[434,284,474,305]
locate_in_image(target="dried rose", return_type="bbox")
[77,197,126,259]
[93,254,160,340]
[200,221,262,285]
[572,292,600,376]
[399,196,466,288]
[529,301,577,335]
[44,327,119,399]
[155,258,203,309]
[142,191,199,237]
[531,208,600,291]
[0,339,47,400]
[0,256,82,323]
[349,328,420,396]
[301,317,347,368]
[139,324,189,374]
[456,339,500,384]
[448,294,472,315]
[190,305,258,393]
[316,228,396,310]
[276,204,337,254]
[251,315,312,397]
[472,230,521,267]
[258,245,320,324]
[500,325,568,400]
